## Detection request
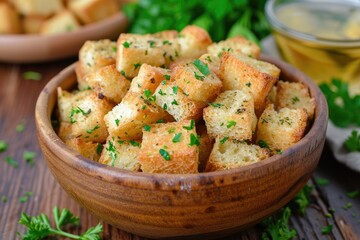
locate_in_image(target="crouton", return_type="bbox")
[154,81,203,121]
[196,122,213,172]
[58,91,114,142]
[199,53,221,77]
[68,0,118,24]
[172,60,222,105]
[206,137,270,172]
[129,64,171,94]
[203,90,257,140]
[208,36,260,59]
[104,91,169,140]
[275,81,316,120]
[153,30,181,66]
[256,104,308,154]
[85,64,130,103]
[139,120,199,174]
[220,52,280,115]
[99,136,141,171]
[65,138,102,161]
[267,86,277,104]
[39,10,80,35]
[77,40,117,88]
[0,2,21,34]
[11,0,63,16]
[22,15,47,34]
[177,25,212,60]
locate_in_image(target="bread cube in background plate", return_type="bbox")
[22,15,47,34]
[11,0,63,16]
[68,0,118,24]
[256,104,308,154]
[205,137,270,172]
[99,136,141,171]
[0,2,21,34]
[104,92,170,140]
[85,64,130,104]
[139,120,199,174]
[203,90,257,141]
[65,138,102,161]
[220,52,280,115]
[76,39,117,88]
[154,81,203,122]
[39,10,80,35]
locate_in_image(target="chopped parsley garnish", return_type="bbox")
[209,102,223,108]
[148,40,155,48]
[115,119,120,126]
[261,207,296,240]
[163,103,168,110]
[161,80,167,85]
[276,149,283,154]
[144,89,152,100]
[167,127,175,133]
[172,86,178,95]
[193,59,210,76]
[172,133,182,143]
[19,192,33,203]
[159,148,170,161]
[189,133,200,146]
[122,41,132,48]
[347,190,359,198]
[183,119,195,130]
[344,130,360,152]
[321,224,333,234]
[16,122,25,132]
[290,184,313,215]
[134,63,142,70]
[106,140,117,166]
[220,137,229,144]
[226,120,236,128]
[143,125,151,132]
[194,71,205,80]
[5,156,19,168]
[164,74,170,80]
[158,89,166,96]
[86,125,99,134]
[120,70,126,77]
[112,46,117,52]
[171,99,178,105]
[96,143,103,155]
[162,40,172,45]
[0,140,7,153]
[246,82,251,87]
[1,196,7,203]
[69,107,91,124]
[23,71,42,81]
[142,105,146,110]
[156,119,164,123]
[291,96,300,104]
[130,141,141,148]
[23,151,36,167]
[258,140,269,149]
[342,202,352,210]
[316,177,330,186]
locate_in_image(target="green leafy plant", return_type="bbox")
[18,207,103,240]
[344,130,360,152]
[261,207,297,240]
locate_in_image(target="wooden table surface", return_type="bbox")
[0,58,359,240]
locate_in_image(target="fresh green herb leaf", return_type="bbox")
[5,156,18,168]
[143,125,151,132]
[96,144,103,155]
[189,133,200,146]
[23,71,42,81]
[16,122,25,132]
[226,120,236,128]
[163,103,168,110]
[343,202,352,210]
[148,40,155,48]
[115,119,120,126]
[290,185,313,215]
[19,192,33,203]
[2,196,7,203]
[220,137,229,144]
[122,41,132,48]
[144,89,152,100]
[316,177,330,186]
[209,102,222,108]
[321,224,333,234]
[172,133,182,143]
[246,82,251,87]
[276,149,283,154]
[159,148,170,161]
[120,70,126,77]
[347,190,359,198]
[183,119,195,130]
[168,127,175,133]
[156,119,164,123]
[69,107,91,124]
[193,59,210,76]
[134,63,142,70]
[130,141,141,148]
[164,74,170,80]
[194,71,205,80]
[171,99,178,105]
[158,89,166,96]
[344,130,360,152]
[23,151,36,167]
[172,86,178,95]
[258,140,269,149]
[86,125,99,134]
[291,96,300,104]
[0,140,7,153]
[106,140,117,167]
[261,207,297,240]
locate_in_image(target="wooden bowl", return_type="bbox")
[35,56,328,239]
[0,12,128,63]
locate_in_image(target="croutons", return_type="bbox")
[199,53,221,77]
[76,40,117,88]
[172,60,222,105]
[39,10,80,35]
[275,81,316,120]
[205,137,270,172]
[64,138,102,161]
[68,0,118,24]
[177,25,212,60]
[99,136,141,171]
[139,120,199,174]
[104,92,169,140]
[0,2,21,34]
[207,36,261,59]
[256,104,308,154]
[85,64,130,103]
[154,81,203,121]
[220,52,280,115]
[203,90,257,141]
[58,90,114,142]
[11,0,63,16]
[22,15,47,34]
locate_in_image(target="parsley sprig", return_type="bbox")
[18,207,103,240]
[344,130,360,152]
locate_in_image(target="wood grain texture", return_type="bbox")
[0,58,359,240]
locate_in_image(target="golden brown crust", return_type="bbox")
[0,2,21,34]
[65,138,101,161]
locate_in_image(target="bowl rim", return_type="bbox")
[265,0,360,47]
[35,55,328,190]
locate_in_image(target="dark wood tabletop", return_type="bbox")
[0,58,359,240]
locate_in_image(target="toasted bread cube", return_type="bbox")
[22,15,47,34]
[116,33,166,78]
[256,104,308,154]
[65,138,102,161]
[205,137,270,172]
[177,25,212,60]
[203,90,257,141]
[40,10,80,35]
[85,64,130,103]
[275,81,316,120]
[77,40,117,88]
[172,61,222,105]
[139,120,199,174]
[68,0,118,24]
[207,36,261,59]
[196,122,213,172]
[11,0,63,16]
[129,64,171,94]
[58,91,113,142]
[199,54,221,77]
[154,81,203,121]
[220,52,280,115]
[267,86,277,104]
[152,30,182,66]
[99,136,141,171]
[0,2,21,34]
[104,92,169,140]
